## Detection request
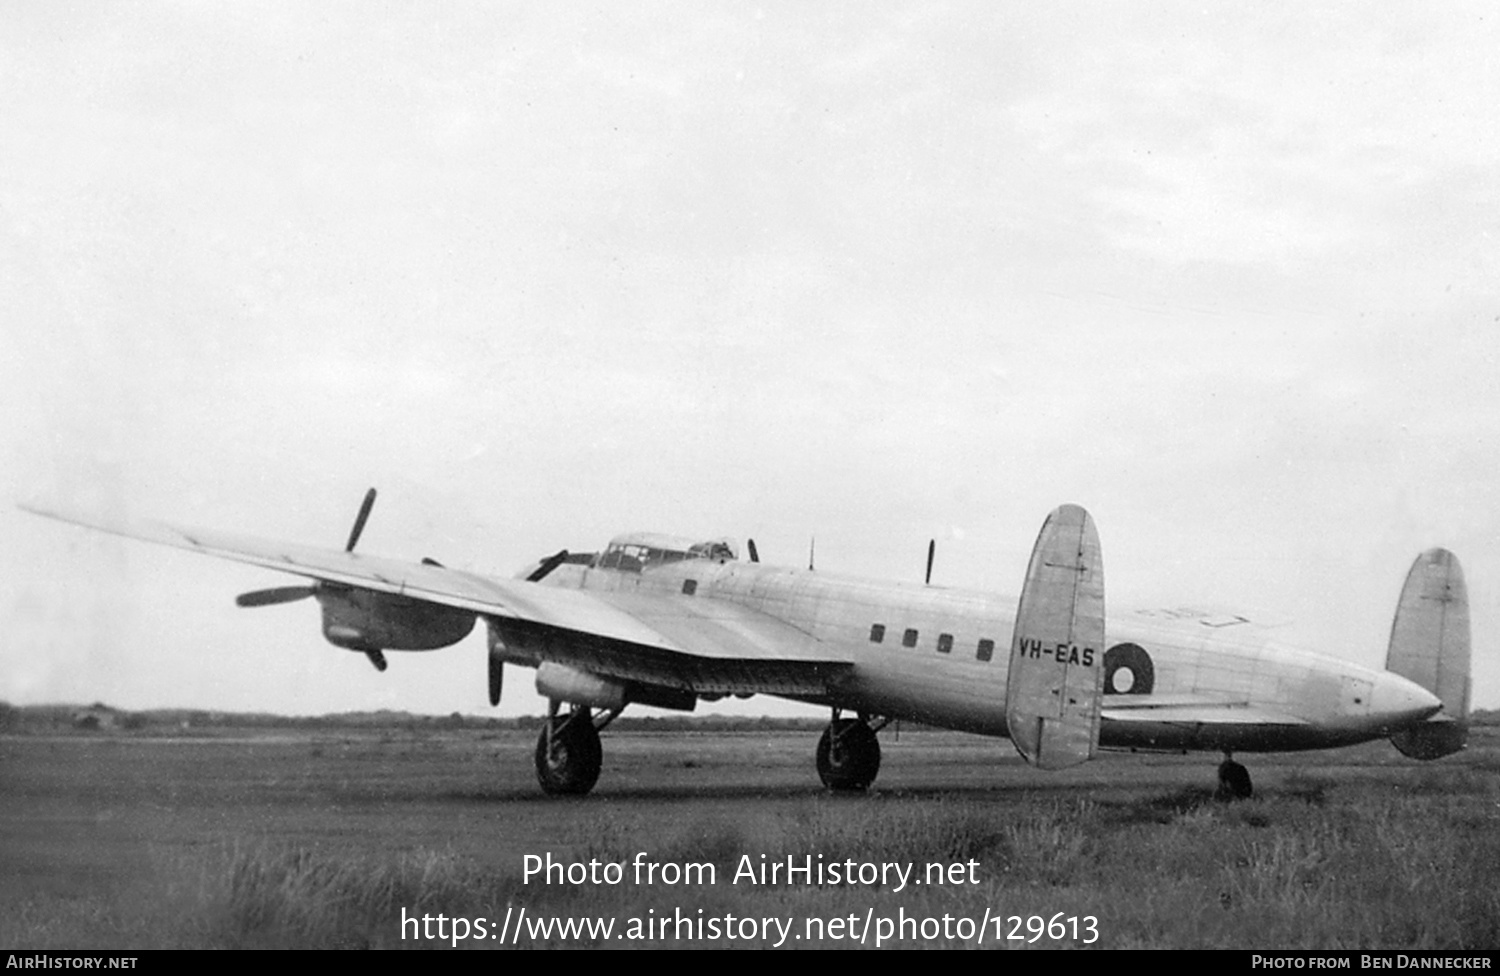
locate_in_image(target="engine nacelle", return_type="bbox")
[318,587,475,651]
[535,662,696,712]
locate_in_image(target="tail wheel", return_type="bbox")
[816,718,881,792]
[1216,757,1253,800]
[535,712,603,796]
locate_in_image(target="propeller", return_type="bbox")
[526,549,571,583]
[235,585,317,608]
[235,487,378,608]
[747,539,759,563]
[489,653,504,706]
[925,539,936,585]
[345,487,377,552]
[231,488,400,675]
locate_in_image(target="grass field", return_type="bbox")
[3,722,1498,949]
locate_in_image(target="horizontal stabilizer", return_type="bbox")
[1391,721,1466,760]
[1101,701,1308,727]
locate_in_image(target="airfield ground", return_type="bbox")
[2,721,1498,949]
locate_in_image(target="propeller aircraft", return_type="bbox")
[21,492,1472,798]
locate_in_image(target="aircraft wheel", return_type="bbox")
[816,719,881,792]
[1216,757,1253,801]
[535,714,603,796]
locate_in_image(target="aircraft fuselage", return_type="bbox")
[535,556,1440,754]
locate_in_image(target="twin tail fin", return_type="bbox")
[1387,548,1470,760]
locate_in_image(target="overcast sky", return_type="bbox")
[2,2,1497,719]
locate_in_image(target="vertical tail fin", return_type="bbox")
[1387,548,1470,759]
[1005,504,1105,770]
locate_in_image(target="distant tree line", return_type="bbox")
[0,701,836,734]
[2,701,1496,734]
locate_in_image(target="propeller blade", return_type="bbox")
[365,649,388,672]
[925,539,936,585]
[747,539,759,563]
[489,653,503,707]
[235,585,318,608]
[526,549,570,583]
[422,557,444,567]
[345,488,377,552]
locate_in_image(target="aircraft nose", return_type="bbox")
[1369,672,1443,725]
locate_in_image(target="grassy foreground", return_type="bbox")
[9,765,1498,949]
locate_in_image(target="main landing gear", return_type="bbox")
[816,709,886,792]
[1216,752,1253,800]
[535,701,618,796]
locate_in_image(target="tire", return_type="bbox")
[816,719,881,792]
[1216,758,1253,800]
[535,715,603,796]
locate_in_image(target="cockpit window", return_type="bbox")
[688,540,738,562]
[597,535,738,572]
[597,545,649,572]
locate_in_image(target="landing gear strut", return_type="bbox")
[535,701,612,796]
[1216,753,1253,800]
[816,710,884,792]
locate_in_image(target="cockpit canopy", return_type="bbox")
[595,532,738,572]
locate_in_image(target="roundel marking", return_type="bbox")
[1104,642,1155,696]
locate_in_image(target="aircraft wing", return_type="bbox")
[20,502,852,698]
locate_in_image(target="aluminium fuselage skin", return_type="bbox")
[530,556,1440,753]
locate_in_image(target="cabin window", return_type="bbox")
[681,579,697,596]
[869,624,885,643]
[937,633,953,654]
[976,638,994,662]
[902,628,919,648]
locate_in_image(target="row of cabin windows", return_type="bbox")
[868,623,995,662]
